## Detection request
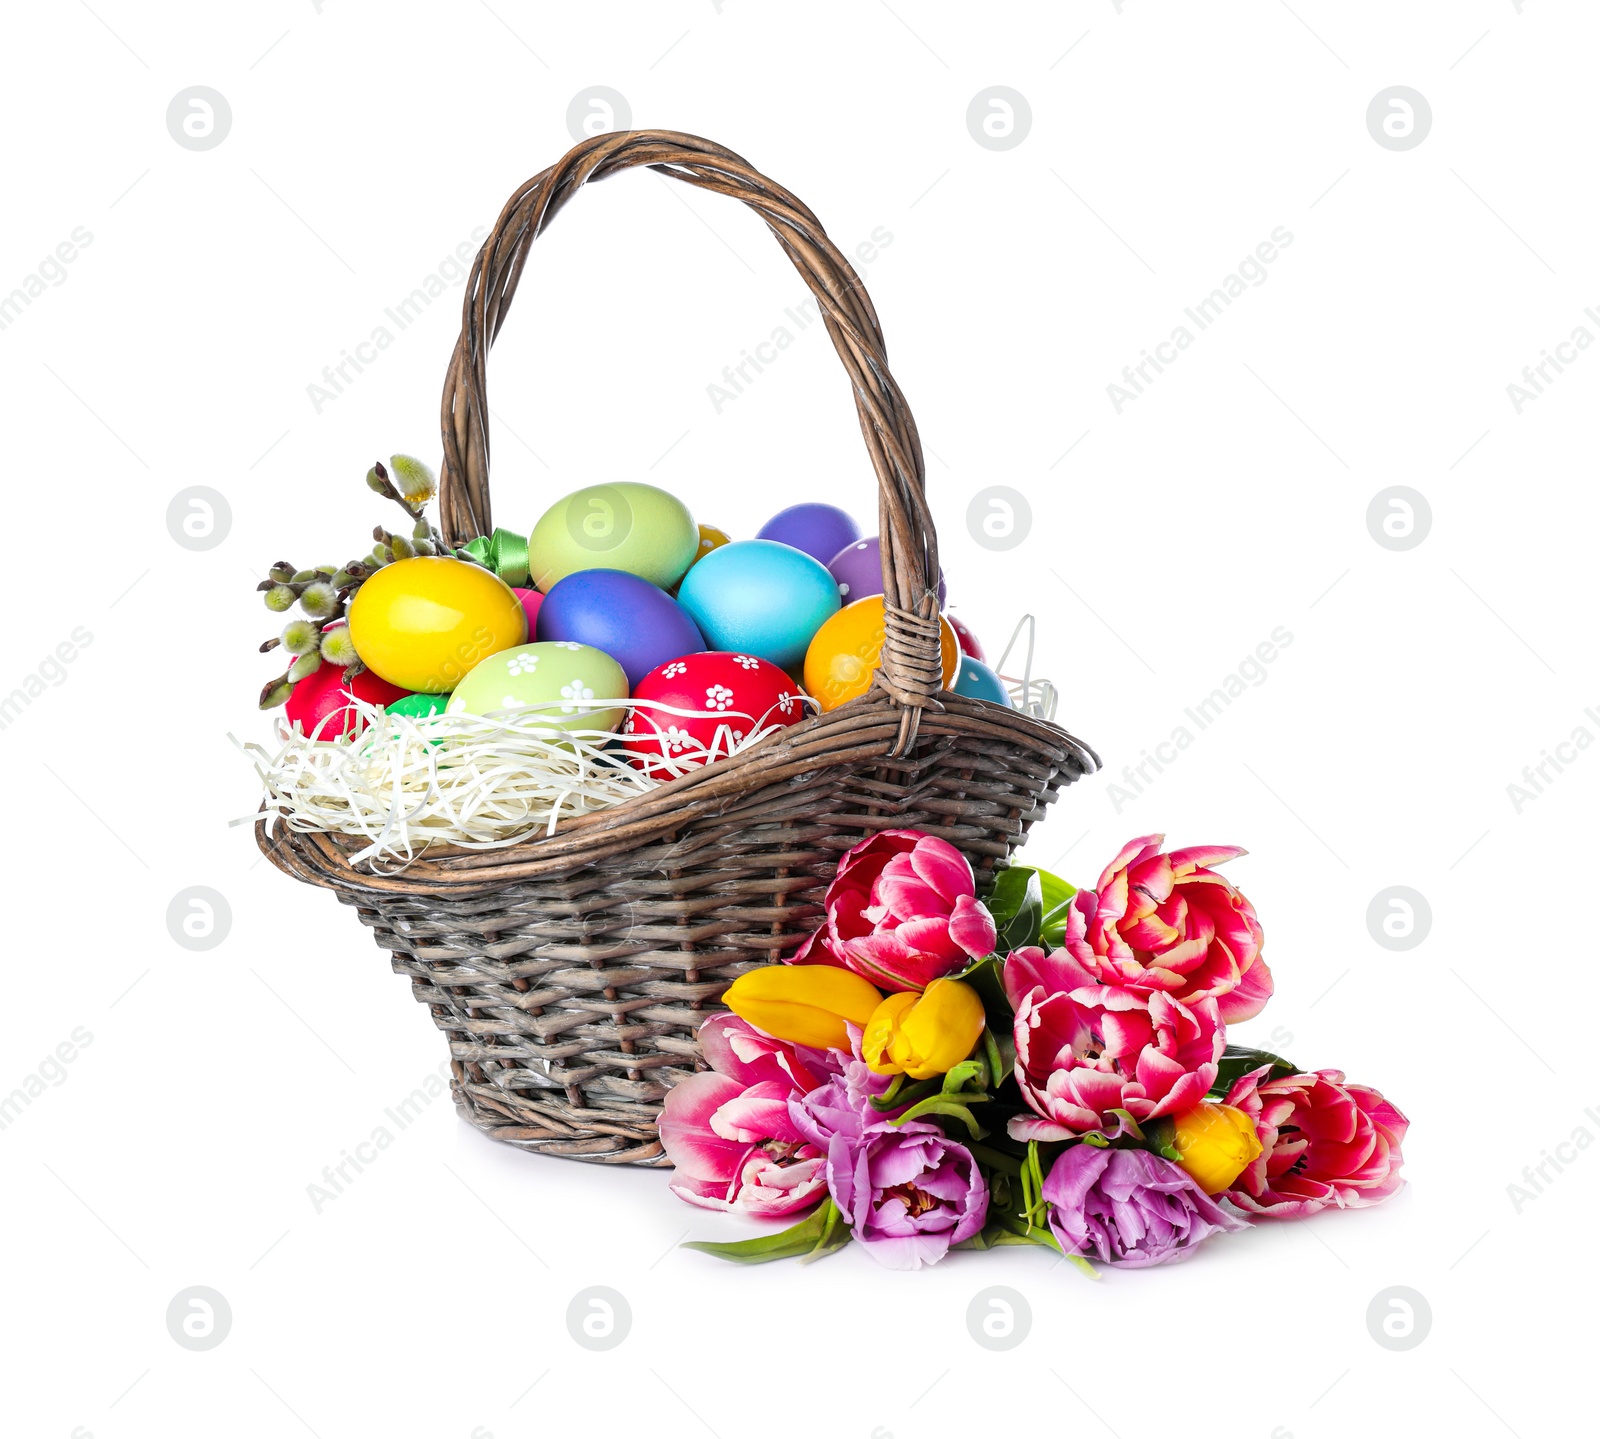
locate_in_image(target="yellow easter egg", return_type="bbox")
[348,557,527,692]
[803,596,959,713]
[689,524,732,568]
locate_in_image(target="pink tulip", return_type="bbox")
[1061,834,1272,1023]
[1224,1066,1409,1218]
[1004,944,1223,1141]
[658,1015,836,1218]
[787,830,997,992]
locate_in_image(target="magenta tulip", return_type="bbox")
[1223,1066,1409,1218]
[658,1015,837,1218]
[1061,834,1272,1023]
[1004,944,1223,1141]
[787,829,997,992]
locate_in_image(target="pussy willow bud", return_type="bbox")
[372,525,390,544]
[389,535,416,560]
[367,464,398,498]
[389,454,437,506]
[259,636,281,654]
[299,581,339,619]
[374,545,393,565]
[270,562,296,583]
[264,584,296,612]
[259,675,293,710]
[288,651,322,682]
[281,619,321,656]
[412,538,435,556]
[319,626,360,667]
[328,567,361,590]
[413,518,432,540]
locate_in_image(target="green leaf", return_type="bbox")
[682,1198,851,1265]
[957,955,1014,1035]
[941,1058,989,1096]
[1208,1044,1300,1098]
[1036,870,1078,947]
[891,1096,990,1139]
[985,867,1043,952]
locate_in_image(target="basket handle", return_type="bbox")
[438,129,945,741]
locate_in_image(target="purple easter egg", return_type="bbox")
[827,535,947,607]
[536,569,705,689]
[756,503,861,566]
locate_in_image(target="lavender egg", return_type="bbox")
[756,503,861,566]
[827,535,947,607]
[536,569,705,689]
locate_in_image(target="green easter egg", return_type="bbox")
[528,482,698,592]
[386,693,450,718]
[446,642,629,734]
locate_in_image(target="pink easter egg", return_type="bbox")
[512,587,543,633]
[623,651,806,775]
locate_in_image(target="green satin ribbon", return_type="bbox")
[459,527,530,589]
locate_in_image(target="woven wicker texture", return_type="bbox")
[261,130,1100,1164]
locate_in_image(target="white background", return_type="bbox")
[1,2,1590,1436]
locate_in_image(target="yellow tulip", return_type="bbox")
[1168,1102,1263,1194]
[862,979,987,1079]
[721,965,883,1051]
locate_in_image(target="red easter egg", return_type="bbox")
[623,651,806,775]
[948,614,986,663]
[285,659,410,739]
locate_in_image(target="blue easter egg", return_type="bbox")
[756,503,861,566]
[536,569,705,690]
[951,656,1011,705]
[676,539,841,670]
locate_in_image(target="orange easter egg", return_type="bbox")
[802,596,958,713]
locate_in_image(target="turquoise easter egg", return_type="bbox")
[528,482,698,592]
[676,539,841,670]
[446,642,630,734]
[951,656,1011,705]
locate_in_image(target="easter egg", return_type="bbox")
[947,613,985,662]
[511,587,543,634]
[676,540,840,670]
[757,503,860,566]
[827,535,947,607]
[386,692,449,718]
[528,482,698,592]
[347,557,526,693]
[447,642,629,734]
[536,569,705,690]
[802,596,960,714]
[951,656,1011,705]
[624,651,807,774]
[285,661,409,739]
[688,524,731,570]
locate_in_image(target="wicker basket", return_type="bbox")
[260,130,1100,1165]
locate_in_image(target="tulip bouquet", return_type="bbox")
[660,830,1408,1272]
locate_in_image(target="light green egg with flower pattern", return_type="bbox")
[447,641,629,734]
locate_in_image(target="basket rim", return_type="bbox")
[257,688,1099,898]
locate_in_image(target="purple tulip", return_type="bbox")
[1042,1144,1246,1268]
[791,1058,988,1270]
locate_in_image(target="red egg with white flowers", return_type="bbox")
[623,651,807,775]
